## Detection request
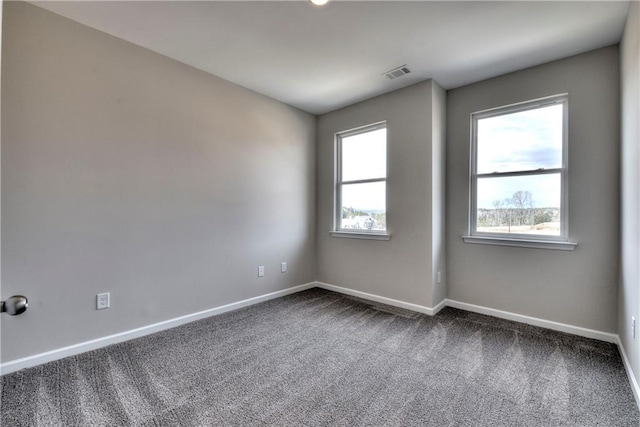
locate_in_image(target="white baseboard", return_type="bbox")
[313,284,615,343]
[617,336,640,408]
[445,299,618,343]
[0,281,627,384]
[311,284,615,343]
[0,282,316,375]
[315,281,443,316]
[432,298,447,315]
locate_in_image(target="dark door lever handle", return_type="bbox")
[1,295,28,316]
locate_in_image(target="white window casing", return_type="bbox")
[332,121,389,240]
[463,94,577,250]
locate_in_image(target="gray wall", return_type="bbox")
[317,80,445,308]
[619,0,640,391]
[1,2,316,362]
[447,47,620,333]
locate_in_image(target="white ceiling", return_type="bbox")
[31,1,630,115]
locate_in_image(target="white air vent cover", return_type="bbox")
[383,65,411,80]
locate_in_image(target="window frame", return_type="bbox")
[331,121,389,240]
[465,94,576,250]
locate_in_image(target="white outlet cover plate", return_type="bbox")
[97,293,110,310]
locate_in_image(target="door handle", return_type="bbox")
[1,295,28,316]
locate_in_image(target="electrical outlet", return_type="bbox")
[97,292,110,310]
[633,317,636,339]
[258,266,265,277]
[281,262,287,273]
[437,271,442,283]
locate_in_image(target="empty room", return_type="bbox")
[1,0,640,425]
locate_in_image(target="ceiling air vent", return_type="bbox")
[383,65,411,80]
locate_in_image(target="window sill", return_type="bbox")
[330,231,391,241]
[462,235,577,251]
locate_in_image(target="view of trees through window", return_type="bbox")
[341,206,386,231]
[477,190,560,235]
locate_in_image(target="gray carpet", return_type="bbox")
[1,288,639,426]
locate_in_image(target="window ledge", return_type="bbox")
[462,235,577,251]
[330,231,391,241]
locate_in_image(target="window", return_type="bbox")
[465,95,576,250]
[332,122,388,240]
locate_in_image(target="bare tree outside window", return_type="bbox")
[477,190,560,235]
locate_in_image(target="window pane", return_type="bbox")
[476,173,561,236]
[340,182,386,231]
[477,104,563,174]
[342,128,386,181]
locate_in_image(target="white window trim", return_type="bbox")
[333,121,390,240]
[329,230,391,241]
[464,94,576,250]
[462,235,576,251]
